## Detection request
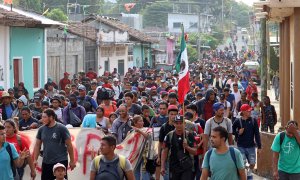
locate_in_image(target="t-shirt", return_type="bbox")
[19,117,39,131]
[221,101,231,118]
[202,148,244,180]
[5,105,13,119]
[0,142,19,180]
[6,134,30,153]
[164,131,195,169]
[90,154,133,179]
[82,114,97,128]
[203,101,214,121]
[54,108,63,123]
[159,122,175,143]
[204,117,233,136]
[271,132,300,173]
[36,123,71,164]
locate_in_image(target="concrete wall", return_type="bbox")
[257,132,276,178]
[0,25,10,90]
[10,27,45,97]
[47,29,85,83]
[98,45,128,76]
[133,44,152,68]
[99,30,128,43]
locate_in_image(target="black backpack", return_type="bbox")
[97,87,115,101]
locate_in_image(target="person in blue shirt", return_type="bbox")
[0,122,30,180]
[0,91,15,120]
[19,107,40,131]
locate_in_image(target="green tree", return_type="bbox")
[270,46,279,72]
[142,1,173,28]
[46,8,68,22]
[187,44,198,63]
[14,0,42,12]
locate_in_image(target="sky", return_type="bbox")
[236,0,259,6]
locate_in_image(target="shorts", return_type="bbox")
[237,147,256,165]
[279,170,300,180]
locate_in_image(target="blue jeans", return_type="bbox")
[134,160,151,180]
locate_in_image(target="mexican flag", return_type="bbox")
[175,25,190,104]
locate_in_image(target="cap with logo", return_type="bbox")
[78,85,86,91]
[174,115,183,122]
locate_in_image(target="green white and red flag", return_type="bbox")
[175,25,190,104]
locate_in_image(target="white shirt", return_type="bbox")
[54,108,63,123]
[112,85,121,100]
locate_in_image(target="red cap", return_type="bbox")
[168,105,178,112]
[151,86,157,90]
[64,72,70,76]
[168,89,176,93]
[240,104,252,112]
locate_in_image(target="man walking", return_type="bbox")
[161,115,197,180]
[271,120,300,180]
[272,72,280,101]
[33,108,76,180]
[203,102,234,152]
[232,104,262,178]
[201,126,246,180]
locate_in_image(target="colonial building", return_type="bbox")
[0,4,61,97]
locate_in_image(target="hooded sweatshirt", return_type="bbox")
[195,89,218,118]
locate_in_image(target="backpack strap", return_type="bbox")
[229,147,238,170]
[280,132,285,146]
[94,154,126,171]
[6,143,16,177]
[207,149,213,171]
[239,118,242,129]
[16,134,22,150]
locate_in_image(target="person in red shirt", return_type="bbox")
[245,78,258,101]
[102,77,113,90]
[59,72,71,91]
[86,68,97,80]
[4,119,36,179]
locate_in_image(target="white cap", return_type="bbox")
[53,163,66,173]
[113,78,119,82]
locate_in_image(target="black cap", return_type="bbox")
[174,115,184,122]
[184,112,193,120]
[50,96,61,103]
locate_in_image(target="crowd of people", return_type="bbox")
[0,49,297,180]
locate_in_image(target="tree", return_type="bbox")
[142,1,173,28]
[46,8,68,22]
[270,46,279,73]
[187,44,198,63]
[14,0,42,12]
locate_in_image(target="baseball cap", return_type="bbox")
[213,102,225,112]
[168,105,178,112]
[64,72,70,76]
[1,91,10,98]
[113,78,119,82]
[184,112,193,120]
[240,104,252,112]
[53,163,66,173]
[174,115,184,122]
[78,85,86,91]
[33,93,42,100]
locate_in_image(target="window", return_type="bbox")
[105,60,109,72]
[189,22,198,28]
[128,55,133,62]
[116,46,125,56]
[173,22,182,28]
[118,60,124,75]
[33,58,40,88]
[101,47,113,57]
[13,58,23,86]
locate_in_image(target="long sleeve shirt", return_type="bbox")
[232,117,262,149]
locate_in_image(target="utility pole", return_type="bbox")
[266,21,270,90]
[260,16,267,99]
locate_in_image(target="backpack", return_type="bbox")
[238,118,255,128]
[67,106,82,127]
[6,143,17,177]
[78,96,93,112]
[94,155,126,180]
[206,147,238,176]
[97,87,115,101]
[209,118,231,136]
